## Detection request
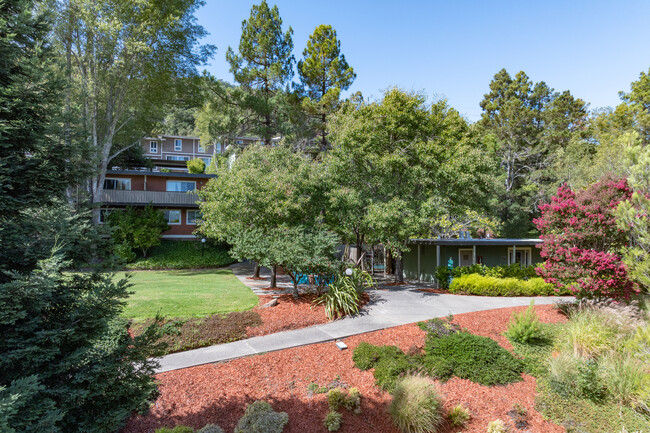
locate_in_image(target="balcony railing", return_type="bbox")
[101,189,199,206]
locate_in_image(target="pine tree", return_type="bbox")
[226,0,295,144]
[298,24,355,151]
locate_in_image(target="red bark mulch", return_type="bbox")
[123,304,567,433]
[247,293,371,338]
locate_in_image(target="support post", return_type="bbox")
[417,244,421,282]
[512,244,516,266]
[472,245,476,265]
[436,244,441,288]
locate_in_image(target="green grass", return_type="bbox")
[119,269,259,321]
[126,240,236,270]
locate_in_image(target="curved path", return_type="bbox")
[156,264,573,373]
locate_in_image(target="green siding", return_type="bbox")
[403,243,544,283]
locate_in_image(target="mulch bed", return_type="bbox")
[247,293,371,338]
[123,304,567,433]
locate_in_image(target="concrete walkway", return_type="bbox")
[156,264,573,373]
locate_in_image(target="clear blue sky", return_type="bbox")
[196,0,650,122]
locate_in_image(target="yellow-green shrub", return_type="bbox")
[449,274,564,296]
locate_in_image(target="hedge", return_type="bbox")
[435,264,538,289]
[448,273,570,296]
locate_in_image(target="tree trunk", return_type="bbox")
[270,264,277,289]
[394,252,404,284]
[386,250,392,275]
[253,262,260,279]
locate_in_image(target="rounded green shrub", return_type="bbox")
[197,425,225,433]
[323,410,343,432]
[486,419,508,433]
[234,400,289,433]
[344,387,362,413]
[327,388,346,410]
[389,375,444,433]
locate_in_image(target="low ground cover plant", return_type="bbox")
[127,240,235,270]
[449,273,570,296]
[133,311,262,355]
[353,321,524,389]
[389,375,444,433]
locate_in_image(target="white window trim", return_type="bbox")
[104,177,131,190]
[165,155,190,161]
[174,139,182,151]
[166,180,196,192]
[150,141,158,153]
[458,248,474,267]
[507,247,532,266]
[164,209,182,225]
[197,142,205,153]
[186,210,200,225]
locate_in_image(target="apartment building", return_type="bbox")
[101,169,215,239]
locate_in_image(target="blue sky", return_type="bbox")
[195,1,650,121]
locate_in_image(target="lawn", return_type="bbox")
[120,269,259,321]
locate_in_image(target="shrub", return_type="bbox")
[486,419,508,433]
[506,301,544,344]
[448,404,471,427]
[599,354,649,409]
[323,410,342,432]
[421,355,453,381]
[234,400,288,433]
[187,158,206,174]
[316,277,362,320]
[127,240,235,270]
[425,331,523,386]
[327,388,346,410]
[107,205,169,258]
[155,427,195,433]
[389,375,444,433]
[373,354,412,392]
[197,425,225,433]
[449,274,565,296]
[344,387,362,413]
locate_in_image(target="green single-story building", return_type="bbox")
[403,238,544,283]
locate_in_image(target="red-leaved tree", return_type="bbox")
[534,176,639,300]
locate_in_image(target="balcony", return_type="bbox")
[101,189,199,207]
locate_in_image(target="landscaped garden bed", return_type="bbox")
[122,304,572,433]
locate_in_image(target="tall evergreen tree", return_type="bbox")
[226,0,295,144]
[0,2,163,431]
[479,69,587,237]
[298,24,355,151]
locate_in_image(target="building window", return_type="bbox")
[150,141,158,153]
[235,139,243,145]
[198,141,205,153]
[507,247,532,266]
[99,209,111,224]
[186,210,201,225]
[200,157,211,166]
[174,139,182,151]
[103,178,131,190]
[163,209,181,225]
[166,180,196,192]
[165,155,189,161]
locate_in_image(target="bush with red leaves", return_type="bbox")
[534,176,639,300]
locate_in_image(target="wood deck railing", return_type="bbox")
[101,189,199,206]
